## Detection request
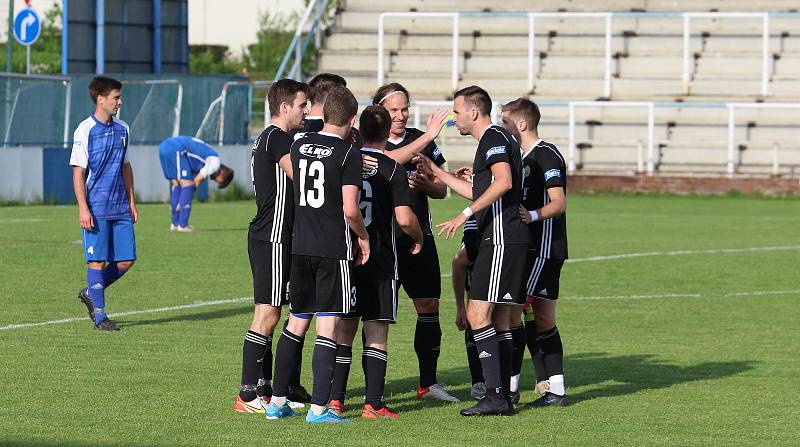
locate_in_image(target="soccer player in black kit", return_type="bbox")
[419,86,532,416]
[327,105,425,419]
[266,86,369,424]
[235,79,308,414]
[372,83,458,402]
[501,98,570,407]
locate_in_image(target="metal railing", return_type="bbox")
[568,101,655,174]
[376,11,800,98]
[726,102,800,175]
[274,0,331,81]
[196,80,273,145]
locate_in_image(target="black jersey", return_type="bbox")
[296,117,364,147]
[249,124,294,243]
[472,125,530,247]
[521,140,568,259]
[358,147,412,279]
[291,131,362,260]
[385,127,446,236]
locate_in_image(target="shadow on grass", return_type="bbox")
[118,305,251,328]
[344,352,755,414]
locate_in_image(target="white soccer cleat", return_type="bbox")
[470,382,486,400]
[170,224,177,231]
[176,225,194,233]
[417,383,460,402]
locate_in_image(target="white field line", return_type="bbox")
[0,297,251,331]
[440,245,800,277]
[2,290,799,332]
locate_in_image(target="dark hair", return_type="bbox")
[308,73,347,106]
[359,105,392,144]
[88,76,123,103]
[454,85,492,116]
[323,86,358,127]
[372,82,410,105]
[268,79,308,118]
[501,98,541,130]
[211,164,234,189]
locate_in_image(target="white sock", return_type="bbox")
[271,396,287,406]
[310,404,326,416]
[510,374,520,393]
[548,374,565,396]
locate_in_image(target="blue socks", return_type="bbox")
[103,262,126,288]
[88,264,128,325]
[170,184,183,226]
[87,268,106,325]
[177,184,196,228]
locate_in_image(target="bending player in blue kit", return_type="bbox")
[70,77,137,331]
[158,136,235,232]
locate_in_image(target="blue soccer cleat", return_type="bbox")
[305,408,351,424]
[265,402,300,420]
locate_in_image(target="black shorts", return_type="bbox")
[468,244,532,305]
[289,255,354,314]
[396,234,440,299]
[248,236,290,306]
[343,267,398,323]
[526,257,565,301]
[461,229,479,264]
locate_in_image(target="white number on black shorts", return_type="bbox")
[298,159,325,208]
[359,180,373,227]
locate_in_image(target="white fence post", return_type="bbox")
[568,102,576,173]
[646,102,655,174]
[727,104,736,176]
[527,13,536,93]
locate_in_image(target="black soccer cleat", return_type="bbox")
[77,288,95,321]
[95,318,121,331]
[287,385,312,403]
[509,391,521,405]
[460,394,512,417]
[532,392,570,407]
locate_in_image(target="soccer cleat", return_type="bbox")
[532,392,570,407]
[77,288,95,321]
[361,403,399,420]
[305,408,351,424]
[460,394,512,417]
[233,395,266,414]
[417,384,460,402]
[176,225,194,233]
[327,399,344,415]
[287,400,305,409]
[470,382,486,400]
[265,402,300,420]
[509,390,521,405]
[169,223,177,231]
[94,318,120,331]
[535,380,550,395]
[287,384,312,403]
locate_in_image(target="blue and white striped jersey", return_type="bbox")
[69,115,131,220]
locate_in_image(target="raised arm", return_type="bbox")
[382,109,449,165]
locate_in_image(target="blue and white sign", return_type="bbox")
[13,9,41,46]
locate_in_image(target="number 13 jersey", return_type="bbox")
[290,131,363,260]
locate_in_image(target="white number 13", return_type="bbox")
[298,159,325,208]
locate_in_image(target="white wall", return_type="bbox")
[0,147,42,203]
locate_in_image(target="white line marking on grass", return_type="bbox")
[0,297,251,331]
[440,245,800,277]
[3,289,799,331]
[0,218,45,224]
[564,289,800,301]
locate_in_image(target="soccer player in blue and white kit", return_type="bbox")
[71,77,137,331]
[158,136,234,232]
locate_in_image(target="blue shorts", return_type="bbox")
[158,143,194,180]
[81,218,137,263]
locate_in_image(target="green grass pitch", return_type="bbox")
[1,194,799,446]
